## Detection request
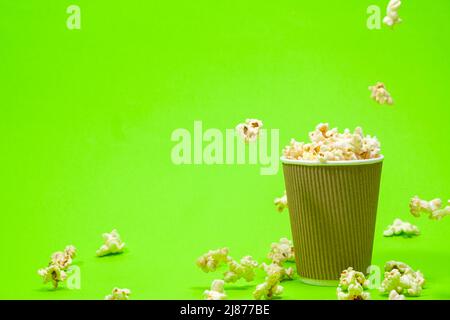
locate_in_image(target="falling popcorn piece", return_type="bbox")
[196,247,230,273]
[203,280,227,300]
[223,256,259,283]
[383,0,402,27]
[105,287,131,300]
[274,191,288,213]
[38,245,77,289]
[336,267,371,300]
[389,290,406,300]
[253,263,285,300]
[409,196,450,220]
[283,123,381,162]
[96,229,126,257]
[383,218,420,237]
[369,82,394,105]
[380,261,425,297]
[236,119,263,143]
[268,238,295,265]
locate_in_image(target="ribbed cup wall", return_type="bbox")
[282,162,382,283]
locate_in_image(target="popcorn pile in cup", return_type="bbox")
[283,123,381,162]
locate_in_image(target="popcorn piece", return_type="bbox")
[38,245,77,289]
[380,261,425,297]
[432,206,450,220]
[196,248,230,273]
[236,119,263,143]
[268,238,295,265]
[409,196,450,220]
[274,191,288,213]
[337,283,371,300]
[409,196,442,217]
[96,229,126,257]
[283,123,381,162]
[369,82,393,105]
[253,263,285,300]
[383,218,420,237]
[105,287,131,300]
[38,264,68,289]
[336,267,371,300]
[389,290,405,300]
[204,280,227,300]
[51,245,76,269]
[383,0,402,27]
[224,256,258,283]
[95,229,126,257]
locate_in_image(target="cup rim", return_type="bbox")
[281,154,384,166]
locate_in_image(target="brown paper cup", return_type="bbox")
[282,156,383,286]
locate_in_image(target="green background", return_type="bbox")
[1,0,449,299]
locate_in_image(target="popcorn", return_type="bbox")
[274,191,288,213]
[283,123,381,162]
[38,264,68,289]
[369,82,393,105]
[389,290,405,300]
[38,245,77,289]
[337,283,371,300]
[204,280,227,300]
[409,196,450,220]
[336,267,371,300]
[96,229,126,257]
[105,287,131,300]
[432,205,450,220]
[224,256,259,283]
[383,0,402,27]
[380,261,425,297]
[51,245,76,269]
[268,238,295,265]
[236,119,263,142]
[196,248,230,273]
[383,218,420,237]
[253,263,285,300]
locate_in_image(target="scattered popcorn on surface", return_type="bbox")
[380,261,425,297]
[383,0,402,27]
[204,280,227,300]
[369,82,394,105]
[409,196,450,220]
[389,290,406,300]
[38,245,77,289]
[236,119,263,143]
[196,248,230,273]
[105,287,131,300]
[96,229,126,257]
[283,123,381,162]
[224,256,259,283]
[268,238,295,265]
[383,218,420,237]
[253,263,285,300]
[274,191,288,213]
[336,267,371,300]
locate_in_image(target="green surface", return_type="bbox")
[1,0,449,300]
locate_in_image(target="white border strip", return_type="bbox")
[281,155,384,166]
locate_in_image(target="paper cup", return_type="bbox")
[281,156,383,286]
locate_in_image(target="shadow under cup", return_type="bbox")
[281,156,383,286]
